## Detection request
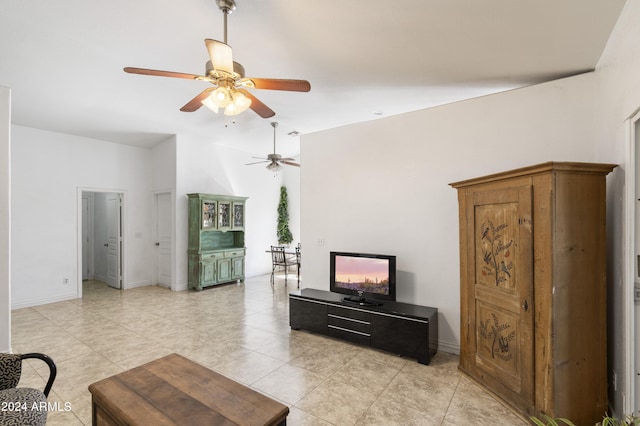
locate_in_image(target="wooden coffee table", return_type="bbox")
[88,353,288,425]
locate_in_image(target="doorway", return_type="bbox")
[154,192,173,288]
[78,190,124,295]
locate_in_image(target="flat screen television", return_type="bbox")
[329,251,396,305]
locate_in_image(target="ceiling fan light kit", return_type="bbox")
[123,0,310,120]
[266,162,282,172]
[201,84,252,116]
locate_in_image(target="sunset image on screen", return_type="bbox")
[335,256,389,294]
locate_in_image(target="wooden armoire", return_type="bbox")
[450,162,616,424]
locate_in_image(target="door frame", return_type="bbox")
[152,190,175,290]
[76,187,127,297]
[624,109,640,415]
[81,193,94,281]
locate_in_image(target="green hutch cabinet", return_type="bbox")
[187,193,247,290]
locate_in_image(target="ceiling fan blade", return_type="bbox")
[123,67,202,80]
[281,161,301,167]
[246,78,311,92]
[180,88,214,112]
[245,160,271,165]
[205,39,234,73]
[238,89,276,118]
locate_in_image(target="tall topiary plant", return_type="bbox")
[277,186,293,245]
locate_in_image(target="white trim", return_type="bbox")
[127,280,152,289]
[76,187,127,297]
[11,293,78,310]
[625,109,640,415]
[437,339,460,355]
[81,193,95,281]
[173,283,188,291]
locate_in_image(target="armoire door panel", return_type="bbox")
[466,185,534,405]
[475,300,522,393]
[474,202,518,292]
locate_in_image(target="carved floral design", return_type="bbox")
[479,313,516,361]
[480,220,513,286]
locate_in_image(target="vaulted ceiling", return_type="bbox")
[0,0,627,157]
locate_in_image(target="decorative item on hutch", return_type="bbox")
[187,193,247,290]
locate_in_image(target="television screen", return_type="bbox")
[330,252,396,303]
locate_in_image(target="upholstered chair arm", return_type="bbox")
[20,353,57,397]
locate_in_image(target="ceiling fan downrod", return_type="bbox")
[216,0,236,44]
[272,121,278,154]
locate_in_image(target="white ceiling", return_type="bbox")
[0,0,627,157]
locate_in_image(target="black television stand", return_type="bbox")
[341,296,383,307]
[289,288,438,364]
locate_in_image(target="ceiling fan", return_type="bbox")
[246,122,300,171]
[123,0,310,118]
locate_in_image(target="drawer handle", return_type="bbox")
[328,314,369,325]
[328,325,370,337]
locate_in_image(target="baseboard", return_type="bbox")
[11,292,79,310]
[126,280,151,289]
[437,339,460,355]
[172,283,188,291]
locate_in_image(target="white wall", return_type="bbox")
[0,86,10,352]
[283,157,301,247]
[151,135,177,192]
[174,134,288,290]
[9,125,297,301]
[594,0,640,415]
[10,126,153,308]
[301,73,599,354]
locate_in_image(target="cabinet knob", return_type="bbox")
[155,242,160,246]
[522,300,529,312]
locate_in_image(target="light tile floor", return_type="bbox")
[11,276,528,425]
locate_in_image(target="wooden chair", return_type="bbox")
[294,244,301,287]
[0,352,57,425]
[271,246,298,287]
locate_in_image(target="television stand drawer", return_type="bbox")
[328,324,370,346]
[327,305,371,345]
[328,305,369,320]
[327,313,370,334]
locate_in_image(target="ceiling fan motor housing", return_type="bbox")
[216,0,236,14]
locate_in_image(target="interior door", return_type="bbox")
[464,185,534,405]
[156,193,172,287]
[82,195,90,280]
[106,193,121,289]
